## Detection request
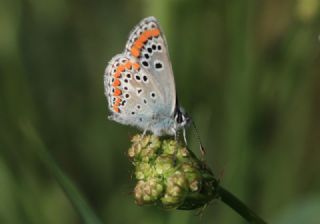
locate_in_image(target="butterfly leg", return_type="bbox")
[142,128,148,138]
[182,128,188,145]
[172,127,177,140]
[142,122,152,138]
[142,129,146,136]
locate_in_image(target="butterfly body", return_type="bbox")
[104,17,189,136]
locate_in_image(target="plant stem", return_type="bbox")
[187,146,267,223]
[216,184,267,224]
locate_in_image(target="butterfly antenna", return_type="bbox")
[191,119,206,157]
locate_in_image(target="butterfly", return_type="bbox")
[104,17,190,138]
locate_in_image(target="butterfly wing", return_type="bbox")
[124,17,176,116]
[104,54,175,135]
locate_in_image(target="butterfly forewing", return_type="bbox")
[125,17,176,116]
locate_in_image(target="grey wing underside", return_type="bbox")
[104,54,175,136]
[125,16,177,116]
[104,17,178,135]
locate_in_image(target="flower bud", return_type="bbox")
[180,162,201,191]
[162,139,178,155]
[134,178,163,205]
[176,147,189,159]
[128,135,161,162]
[154,155,175,176]
[161,171,188,208]
[135,162,154,180]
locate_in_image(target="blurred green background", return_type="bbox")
[1,0,320,223]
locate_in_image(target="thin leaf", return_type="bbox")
[21,122,104,224]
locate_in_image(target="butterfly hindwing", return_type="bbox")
[104,54,169,132]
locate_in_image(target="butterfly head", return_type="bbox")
[174,106,191,130]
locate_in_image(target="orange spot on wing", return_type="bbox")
[134,40,143,49]
[144,30,152,38]
[114,64,126,78]
[131,47,140,57]
[151,29,160,37]
[117,65,125,73]
[112,79,120,87]
[113,105,120,113]
[130,29,161,58]
[132,63,140,70]
[114,98,121,106]
[124,61,132,69]
[139,34,148,43]
[113,98,122,113]
[114,72,121,78]
[113,88,122,96]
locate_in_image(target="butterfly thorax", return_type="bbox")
[109,105,189,136]
[152,105,190,136]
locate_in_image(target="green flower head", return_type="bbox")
[130,134,218,210]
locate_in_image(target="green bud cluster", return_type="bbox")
[128,134,218,210]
